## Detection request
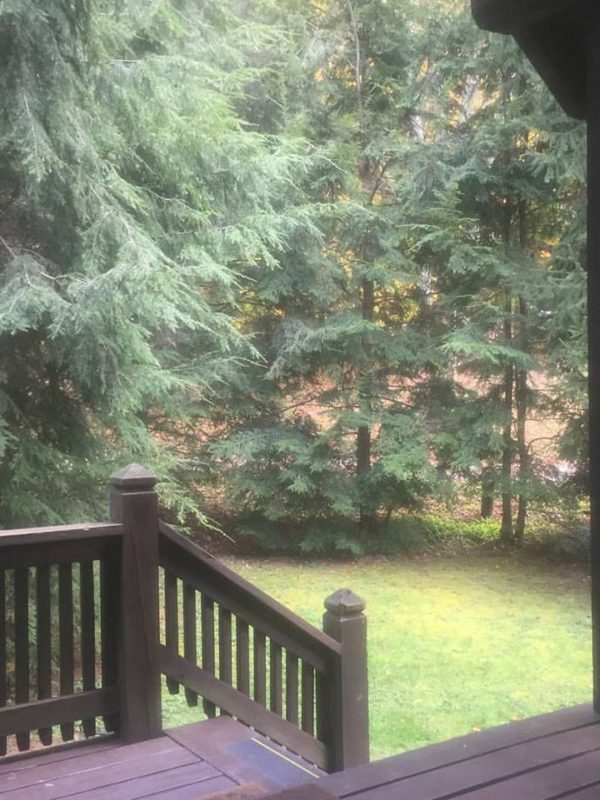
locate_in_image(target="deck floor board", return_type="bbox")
[322,704,600,798]
[0,739,188,793]
[4,706,600,800]
[553,783,600,800]
[0,717,321,800]
[464,748,600,800]
[4,746,195,800]
[317,705,600,800]
[145,776,237,800]
[63,762,224,800]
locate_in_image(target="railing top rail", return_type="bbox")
[0,522,124,547]
[159,521,342,661]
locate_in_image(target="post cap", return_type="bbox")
[324,588,366,616]
[111,463,157,490]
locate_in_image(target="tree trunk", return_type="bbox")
[500,297,514,543]
[514,293,529,540]
[480,466,495,518]
[357,279,376,536]
[515,201,530,541]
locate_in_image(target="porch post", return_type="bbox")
[110,464,162,740]
[323,589,369,770]
[587,13,600,712]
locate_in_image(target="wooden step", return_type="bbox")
[166,717,325,794]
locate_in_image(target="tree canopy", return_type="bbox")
[0,0,587,548]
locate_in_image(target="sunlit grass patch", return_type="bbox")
[162,553,591,762]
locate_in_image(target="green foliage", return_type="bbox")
[0,0,588,547]
[0,0,312,524]
[203,0,587,549]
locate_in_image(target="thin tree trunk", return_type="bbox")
[515,200,530,541]
[480,466,495,518]
[347,6,378,537]
[357,279,376,536]
[515,350,528,541]
[500,296,514,543]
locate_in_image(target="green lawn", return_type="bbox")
[162,553,591,762]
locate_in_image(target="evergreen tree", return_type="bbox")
[429,14,587,539]
[210,0,587,548]
[0,0,310,524]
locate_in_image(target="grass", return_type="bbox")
[162,552,591,762]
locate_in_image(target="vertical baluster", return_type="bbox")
[270,641,283,716]
[183,584,198,706]
[59,564,74,741]
[316,671,329,742]
[254,631,266,706]
[37,565,52,745]
[0,570,6,756]
[236,617,250,696]
[202,596,216,717]
[15,567,30,751]
[301,662,315,735]
[80,561,96,737]
[218,606,232,716]
[101,548,120,733]
[164,570,179,694]
[285,651,299,726]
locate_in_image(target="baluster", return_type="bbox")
[270,641,283,716]
[183,584,198,706]
[0,570,6,756]
[15,567,30,751]
[236,617,250,696]
[285,651,299,726]
[101,550,120,733]
[301,662,315,735]
[218,606,232,716]
[164,570,180,694]
[59,563,74,741]
[316,671,329,742]
[202,596,216,717]
[80,561,96,737]
[36,565,52,745]
[254,631,266,706]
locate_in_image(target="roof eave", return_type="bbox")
[471,0,578,34]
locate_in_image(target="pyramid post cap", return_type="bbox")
[324,588,366,616]
[111,463,157,489]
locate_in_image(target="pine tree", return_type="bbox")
[429,14,587,539]
[0,0,311,524]
[212,0,589,548]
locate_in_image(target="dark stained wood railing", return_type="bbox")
[157,521,369,772]
[0,465,369,772]
[0,523,123,754]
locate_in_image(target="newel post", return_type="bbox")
[323,588,369,771]
[110,464,162,741]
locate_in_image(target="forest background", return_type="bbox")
[0,0,589,556]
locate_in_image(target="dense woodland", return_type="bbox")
[0,0,588,552]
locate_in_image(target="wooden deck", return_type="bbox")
[0,717,323,800]
[3,705,600,800]
[315,704,600,800]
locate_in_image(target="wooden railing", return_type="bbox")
[0,465,369,772]
[158,522,369,771]
[0,523,123,754]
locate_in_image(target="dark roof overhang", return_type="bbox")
[472,0,596,120]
